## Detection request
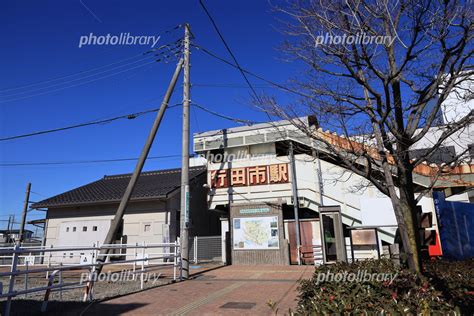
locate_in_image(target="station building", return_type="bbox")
[193,116,473,265]
[32,117,473,265]
[32,166,220,264]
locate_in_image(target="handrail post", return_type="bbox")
[42,269,60,312]
[46,245,53,279]
[173,240,177,281]
[177,237,183,281]
[140,241,145,290]
[133,242,138,280]
[82,243,97,302]
[4,244,20,316]
[194,236,198,264]
[24,260,28,298]
[59,263,63,300]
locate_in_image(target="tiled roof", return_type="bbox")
[31,166,206,208]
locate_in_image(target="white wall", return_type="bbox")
[441,78,474,124]
[45,200,175,264]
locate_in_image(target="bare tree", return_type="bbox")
[267,0,473,272]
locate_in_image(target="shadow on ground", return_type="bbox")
[0,299,147,316]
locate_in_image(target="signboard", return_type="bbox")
[350,229,377,246]
[233,216,279,250]
[184,185,190,226]
[24,255,35,266]
[210,164,289,188]
[80,254,94,265]
[239,208,270,215]
[136,253,149,266]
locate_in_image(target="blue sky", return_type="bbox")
[0,1,301,230]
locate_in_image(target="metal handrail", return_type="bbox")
[1,241,181,316]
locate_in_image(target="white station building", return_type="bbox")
[193,116,473,265]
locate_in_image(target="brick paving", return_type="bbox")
[83,265,314,315]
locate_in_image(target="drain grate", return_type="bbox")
[220,302,256,310]
[195,275,216,280]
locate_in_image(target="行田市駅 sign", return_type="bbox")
[209,163,289,188]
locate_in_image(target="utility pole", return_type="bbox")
[17,183,31,245]
[289,142,302,265]
[83,58,184,301]
[180,23,191,279]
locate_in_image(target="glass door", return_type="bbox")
[319,206,346,263]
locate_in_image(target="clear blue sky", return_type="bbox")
[0,1,302,230]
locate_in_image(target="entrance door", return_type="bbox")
[319,206,346,263]
[287,220,320,264]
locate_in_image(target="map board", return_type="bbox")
[233,216,279,250]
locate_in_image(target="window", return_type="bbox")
[73,227,76,232]
[144,224,151,232]
[409,146,456,164]
[92,226,97,231]
[66,227,69,232]
[82,226,87,232]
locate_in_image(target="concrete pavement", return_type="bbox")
[83,265,313,315]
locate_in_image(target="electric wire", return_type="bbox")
[199,0,264,104]
[0,47,183,103]
[0,24,183,93]
[191,43,311,99]
[1,41,183,98]
[192,102,258,125]
[0,155,182,167]
[0,103,182,141]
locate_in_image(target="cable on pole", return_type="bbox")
[0,104,181,141]
[191,43,311,99]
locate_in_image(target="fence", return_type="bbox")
[0,241,181,316]
[188,236,221,264]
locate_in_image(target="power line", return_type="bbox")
[0,47,183,104]
[0,155,182,167]
[0,103,181,141]
[0,99,258,142]
[0,61,156,103]
[0,25,183,93]
[2,56,155,98]
[1,101,260,142]
[192,102,258,125]
[199,0,263,104]
[191,43,311,99]
[1,53,146,94]
[192,83,273,89]
[1,43,182,98]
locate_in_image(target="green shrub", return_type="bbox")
[424,259,474,314]
[295,259,456,315]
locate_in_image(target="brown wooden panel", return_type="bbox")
[288,220,317,264]
[288,222,298,264]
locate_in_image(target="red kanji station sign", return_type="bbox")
[209,163,289,188]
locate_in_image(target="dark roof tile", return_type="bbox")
[32,166,206,208]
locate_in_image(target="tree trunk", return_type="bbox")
[388,194,421,273]
[401,204,422,272]
[398,169,423,273]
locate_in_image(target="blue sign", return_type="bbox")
[433,191,474,260]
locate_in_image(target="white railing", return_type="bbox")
[0,241,181,316]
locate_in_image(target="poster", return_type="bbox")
[233,216,279,250]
